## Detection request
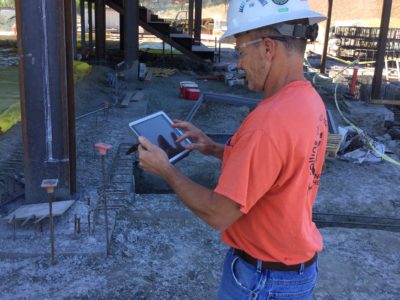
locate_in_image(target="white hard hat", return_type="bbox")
[221,0,327,41]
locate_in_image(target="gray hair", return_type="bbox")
[250,25,307,55]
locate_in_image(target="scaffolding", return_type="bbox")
[333,26,400,61]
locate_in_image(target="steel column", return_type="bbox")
[65,0,77,194]
[124,0,138,80]
[194,0,202,43]
[320,0,333,74]
[371,0,392,100]
[95,0,106,61]
[188,0,194,36]
[72,0,78,59]
[16,0,71,203]
[88,0,93,53]
[120,13,124,51]
[80,0,86,55]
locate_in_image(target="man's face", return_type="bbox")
[235,34,270,92]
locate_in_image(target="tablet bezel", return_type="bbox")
[128,111,191,163]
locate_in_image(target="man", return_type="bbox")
[138,0,327,299]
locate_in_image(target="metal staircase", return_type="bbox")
[105,0,214,62]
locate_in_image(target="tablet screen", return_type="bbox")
[129,112,191,163]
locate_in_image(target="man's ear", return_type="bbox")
[263,38,276,61]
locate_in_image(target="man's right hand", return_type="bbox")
[173,120,225,159]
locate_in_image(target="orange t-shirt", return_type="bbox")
[214,81,327,265]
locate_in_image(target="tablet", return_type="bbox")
[128,111,191,163]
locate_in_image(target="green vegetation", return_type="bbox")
[0,61,92,134]
[0,0,14,9]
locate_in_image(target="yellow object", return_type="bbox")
[0,61,92,134]
[0,103,20,134]
[73,60,92,82]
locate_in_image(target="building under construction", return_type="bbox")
[0,0,399,298]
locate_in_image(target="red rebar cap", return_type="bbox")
[95,143,112,155]
[41,179,59,193]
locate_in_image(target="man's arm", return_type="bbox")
[138,136,243,230]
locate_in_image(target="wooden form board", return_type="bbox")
[120,91,135,108]
[131,91,146,102]
[370,99,400,106]
[326,134,343,159]
[4,200,75,223]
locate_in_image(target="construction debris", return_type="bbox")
[4,200,75,224]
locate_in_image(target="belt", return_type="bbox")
[233,249,317,271]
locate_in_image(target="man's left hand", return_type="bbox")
[138,136,171,177]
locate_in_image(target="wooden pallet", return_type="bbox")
[326,134,343,159]
[148,67,178,77]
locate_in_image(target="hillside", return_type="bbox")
[158,0,400,27]
[309,0,400,27]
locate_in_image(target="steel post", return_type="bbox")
[101,155,110,256]
[95,0,106,61]
[88,0,93,52]
[72,0,78,59]
[16,0,71,203]
[371,0,393,100]
[65,0,77,194]
[320,0,333,74]
[120,14,124,51]
[80,0,86,55]
[124,0,138,80]
[188,0,194,36]
[48,193,56,265]
[41,179,58,266]
[194,0,202,44]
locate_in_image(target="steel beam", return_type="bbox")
[188,0,194,36]
[194,0,202,43]
[80,0,86,55]
[203,93,259,109]
[95,0,106,61]
[185,92,259,124]
[88,0,93,53]
[320,0,333,74]
[16,0,72,203]
[372,0,392,100]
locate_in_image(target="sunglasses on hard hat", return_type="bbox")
[234,35,287,59]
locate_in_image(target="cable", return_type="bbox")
[306,57,400,167]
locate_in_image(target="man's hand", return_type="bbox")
[138,136,172,177]
[173,120,224,159]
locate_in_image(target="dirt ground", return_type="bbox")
[0,47,399,299]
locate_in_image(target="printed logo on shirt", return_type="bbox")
[307,115,327,191]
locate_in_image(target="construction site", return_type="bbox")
[0,0,399,299]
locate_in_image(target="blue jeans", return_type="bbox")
[217,249,318,300]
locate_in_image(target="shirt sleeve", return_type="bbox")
[214,130,282,214]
